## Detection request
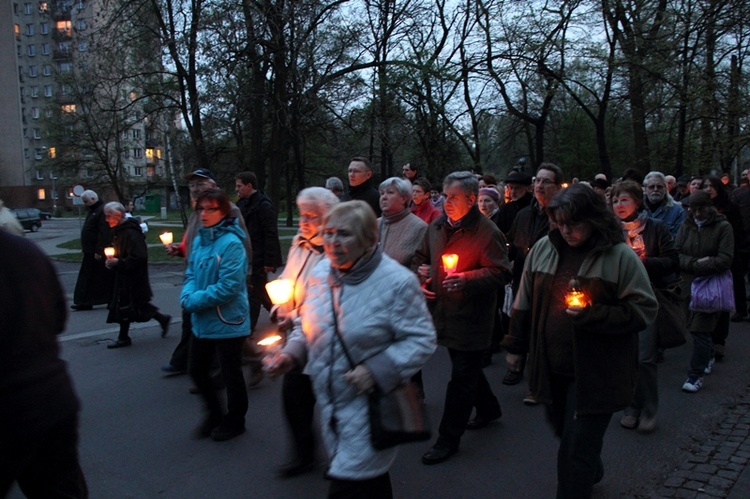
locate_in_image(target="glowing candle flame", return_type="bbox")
[265,279,294,306]
[159,232,173,245]
[442,254,459,274]
[564,278,589,308]
[257,334,282,347]
[104,247,115,258]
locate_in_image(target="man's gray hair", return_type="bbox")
[325,177,344,191]
[443,171,479,197]
[643,171,666,184]
[81,190,98,203]
[103,201,126,217]
[379,177,412,198]
[297,187,340,217]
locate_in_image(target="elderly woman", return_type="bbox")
[675,190,734,392]
[378,177,428,267]
[504,184,657,498]
[103,202,170,348]
[478,187,503,227]
[411,178,441,224]
[269,201,436,498]
[274,187,339,477]
[611,181,679,432]
[181,189,250,441]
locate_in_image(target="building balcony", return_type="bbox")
[53,49,72,60]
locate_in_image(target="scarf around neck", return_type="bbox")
[621,210,649,253]
[328,245,383,287]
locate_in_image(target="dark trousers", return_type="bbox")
[437,348,501,446]
[73,253,113,306]
[327,472,392,499]
[168,308,193,370]
[0,412,88,499]
[250,271,273,331]
[710,311,730,348]
[690,330,713,377]
[732,254,748,316]
[189,336,248,426]
[282,369,317,462]
[546,375,611,499]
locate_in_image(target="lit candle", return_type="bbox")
[564,279,589,309]
[265,279,294,306]
[159,231,173,246]
[104,247,115,258]
[258,334,283,372]
[442,253,459,274]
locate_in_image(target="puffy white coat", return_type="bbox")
[285,251,436,480]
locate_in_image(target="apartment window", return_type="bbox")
[76,0,84,10]
[40,22,49,35]
[24,148,30,158]
[39,1,48,13]
[14,3,19,15]
[42,64,51,76]
[145,148,154,159]
[24,3,33,14]
[56,20,72,36]
[134,166,143,176]
[45,107,52,117]
[23,128,28,138]
[35,148,44,160]
[59,62,72,73]
[30,86,39,98]
[156,149,162,159]
[49,147,56,158]
[27,44,36,57]
[41,43,49,55]
[36,169,44,180]
[61,103,76,113]
[44,84,52,97]
[14,24,21,39]
[26,24,34,36]
[29,65,38,77]
[17,45,22,57]
[32,107,40,119]
[58,41,71,55]
[76,19,87,30]
[133,148,143,158]
[33,128,41,139]
[131,129,141,140]
[78,40,88,51]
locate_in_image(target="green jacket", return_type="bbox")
[503,230,658,415]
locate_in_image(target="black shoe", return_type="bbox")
[466,408,502,430]
[107,338,132,349]
[159,315,172,337]
[194,415,222,439]
[276,458,316,478]
[422,443,458,465]
[71,304,93,311]
[161,364,186,375]
[502,370,523,386]
[211,422,246,441]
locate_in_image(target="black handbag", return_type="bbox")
[329,287,431,450]
[653,286,686,349]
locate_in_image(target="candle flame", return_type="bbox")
[265,279,294,306]
[104,247,115,258]
[159,232,173,245]
[257,334,282,347]
[442,253,459,274]
[565,290,588,308]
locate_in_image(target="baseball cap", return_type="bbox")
[184,168,216,181]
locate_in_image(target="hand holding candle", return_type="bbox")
[104,247,115,258]
[159,232,173,246]
[442,253,459,274]
[564,279,589,313]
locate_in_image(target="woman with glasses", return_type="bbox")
[181,189,250,442]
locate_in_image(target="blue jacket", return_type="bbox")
[180,218,250,339]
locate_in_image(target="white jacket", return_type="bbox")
[285,250,436,480]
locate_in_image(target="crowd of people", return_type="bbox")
[3,158,750,499]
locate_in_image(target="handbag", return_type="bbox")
[689,270,735,313]
[653,286,686,349]
[329,287,431,450]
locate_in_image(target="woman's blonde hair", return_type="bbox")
[323,200,378,247]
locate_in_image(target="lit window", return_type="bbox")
[61,103,76,113]
[14,24,20,39]
[56,20,72,36]
[145,148,154,159]
[49,147,56,158]
[38,188,46,199]
[39,1,48,13]
[156,149,162,159]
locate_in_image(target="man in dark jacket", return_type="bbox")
[71,189,113,310]
[495,170,533,235]
[342,157,381,216]
[415,171,510,465]
[0,230,87,498]
[235,171,283,330]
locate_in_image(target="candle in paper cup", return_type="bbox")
[442,253,459,274]
[265,279,294,306]
[104,247,115,258]
[159,232,173,246]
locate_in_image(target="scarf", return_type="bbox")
[328,245,383,287]
[621,210,649,254]
[382,207,410,225]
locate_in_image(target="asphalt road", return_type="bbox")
[9,219,750,498]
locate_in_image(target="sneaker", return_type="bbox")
[620,414,638,429]
[704,358,715,375]
[523,392,539,405]
[637,414,657,433]
[682,376,703,393]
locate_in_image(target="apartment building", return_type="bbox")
[0,0,167,212]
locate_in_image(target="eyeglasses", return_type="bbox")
[196,207,221,213]
[533,178,557,186]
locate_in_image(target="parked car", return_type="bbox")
[12,208,42,232]
[39,210,52,220]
